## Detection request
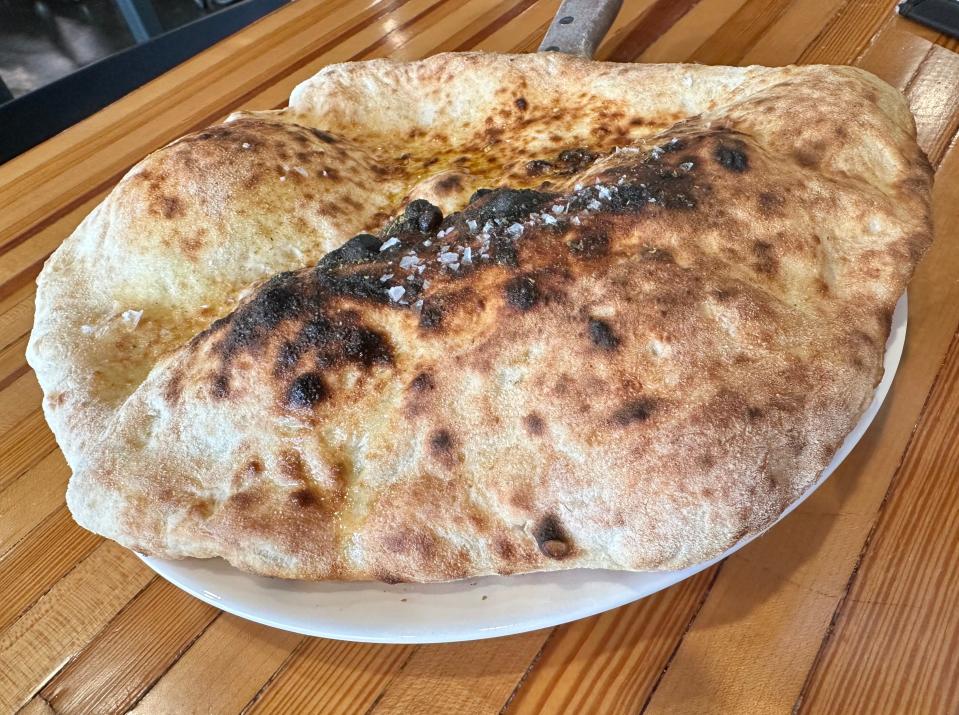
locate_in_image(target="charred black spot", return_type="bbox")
[298,316,393,368]
[317,234,381,271]
[429,429,454,455]
[567,230,609,258]
[405,199,443,233]
[492,234,519,267]
[287,372,327,409]
[410,371,435,392]
[613,398,656,426]
[525,159,553,176]
[211,373,229,399]
[419,300,444,329]
[534,514,572,559]
[309,128,337,144]
[588,318,619,350]
[662,138,686,153]
[504,276,538,311]
[515,96,528,110]
[316,271,387,302]
[747,406,763,421]
[524,413,545,436]
[221,272,302,358]
[469,187,492,203]
[468,187,554,225]
[715,144,749,172]
[275,341,302,375]
[556,147,599,173]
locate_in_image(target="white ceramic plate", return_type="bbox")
[141,294,907,643]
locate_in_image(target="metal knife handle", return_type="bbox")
[538,0,624,58]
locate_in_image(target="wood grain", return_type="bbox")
[41,578,219,714]
[0,1,957,713]
[368,631,548,713]
[128,615,302,714]
[247,640,415,714]
[507,569,717,714]
[0,543,152,712]
[798,323,959,714]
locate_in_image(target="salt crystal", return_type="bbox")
[379,237,400,251]
[80,324,95,335]
[506,223,524,237]
[279,175,287,182]
[121,309,143,329]
[679,162,694,171]
[422,280,431,289]
[463,246,473,264]
[587,199,602,211]
[415,299,424,310]
[466,219,478,232]
[399,255,420,270]
[241,142,251,149]
[388,286,406,302]
[571,216,581,225]
[551,204,564,214]
[543,214,558,225]
[423,240,432,246]
[574,183,583,190]
[438,251,459,264]
[379,273,394,282]
[293,167,309,177]
[449,262,460,270]
[597,186,611,200]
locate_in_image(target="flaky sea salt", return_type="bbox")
[379,237,400,251]
[121,309,143,329]
[388,286,406,302]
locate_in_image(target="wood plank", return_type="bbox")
[16,697,55,715]
[905,44,959,166]
[41,578,219,714]
[797,325,959,714]
[798,0,896,64]
[247,639,415,714]
[741,0,849,65]
[0,410,55,493]
[0,282,35,325]
[507,569,717,714]
[0,291,33,353]
[129,614,302,713]
[0,506,100,632]
[369,631,548,713]
[641,117,959,715]
[597,0,702,62]
[0,334,29,388]
[639,0,750,63]
[0,448,70,558]
[690,0,794,65]
[0,542,152,712]
[0,371,42,436]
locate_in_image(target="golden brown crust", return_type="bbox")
[28,54,933,581]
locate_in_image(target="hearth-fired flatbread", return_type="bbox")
[28,53,933,581]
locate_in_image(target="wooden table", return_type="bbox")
[1,1,958,712]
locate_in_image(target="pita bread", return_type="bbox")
[27,53,933,582]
